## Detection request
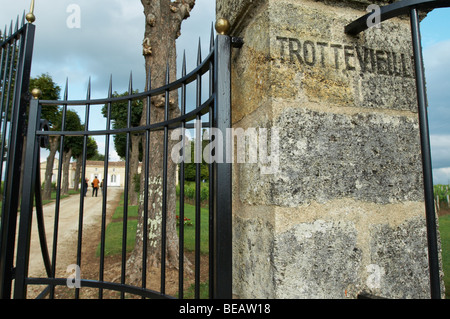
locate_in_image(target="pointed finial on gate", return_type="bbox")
[64,78,69,100]
[26,0,36,24]
[128,71,133,94]
[165,62,170,85]
[86,77,91,100]
[210,23,215,50]
[182,50,187,77]
[14,15,19,33]
[197,38,202,66]
[215,18,230,35]
[147,67,152,91]
[108,75,113,98]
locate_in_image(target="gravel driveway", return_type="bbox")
[24,187,122,297]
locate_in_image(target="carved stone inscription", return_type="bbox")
[276,36,414,78]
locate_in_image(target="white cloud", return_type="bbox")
[1,0,215,98]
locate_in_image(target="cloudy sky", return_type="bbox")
[1,1,449,184]
[0,0,215,162]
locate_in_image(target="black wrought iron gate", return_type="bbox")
[0,13,36,299]
[0,11,232,299]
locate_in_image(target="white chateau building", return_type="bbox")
[40,160,141,189]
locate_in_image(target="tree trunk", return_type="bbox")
[74,154,82,192]
[61,148,72,195]
[128,134,141,206]
[127,0,195,285]
[43,136,59,200]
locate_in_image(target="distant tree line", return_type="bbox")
[30,73,101,199]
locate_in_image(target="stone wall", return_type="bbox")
[217,0,444,298]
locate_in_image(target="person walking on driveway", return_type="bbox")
[92,176,100,197]
[84,178,88,197]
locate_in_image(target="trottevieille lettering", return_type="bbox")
[276,36,414,78]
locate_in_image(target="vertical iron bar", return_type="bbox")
[1,23,35,299]
[34,141,52,279]
[0,28,15,205]
[178,54,186,299]
[208,26,215,299]
[1,22,18,205]
[410,8,441,299]
[161,63,170,295]
[0,27,5,78]
[120,72,132,299]
[13,98,40,299]
[75,78,91,299]
[194,39,202,299]
[213,34,232,299]
[0,25,13,157]
[1,24,18,195]
[142,69,151,295]
[0,34,6,218]
[99,75,113,299]
[50,79,68,299]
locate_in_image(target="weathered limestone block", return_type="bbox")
[369,218,431,298]
[233,213,275,298]
[271,108,423,206]
[219,0,445,298]
[274,219,361,298]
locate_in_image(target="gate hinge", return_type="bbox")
[231,37,244,48]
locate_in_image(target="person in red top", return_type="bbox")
[92,176,100,197]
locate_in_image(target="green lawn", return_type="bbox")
[176,201,210,254]
[96,219,138,257]
[97,199,210,257]
[96,192,139,257]
[439,214,450,299]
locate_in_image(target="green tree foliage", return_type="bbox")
[29,73,61,127]
[71,135,100,161]
[62,110,83,151]
[184,138,209,182]
[101,90,143,160]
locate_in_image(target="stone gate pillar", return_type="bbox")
[217,0,444,298]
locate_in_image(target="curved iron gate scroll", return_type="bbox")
[14,31,232,299]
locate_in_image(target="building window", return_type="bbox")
[111,174,116,183]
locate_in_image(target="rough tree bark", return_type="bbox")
[74,154,82,192]
[129,134,141,206]
[61,148,72,195]
[127,0,196,285]
[43,136,59,200]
